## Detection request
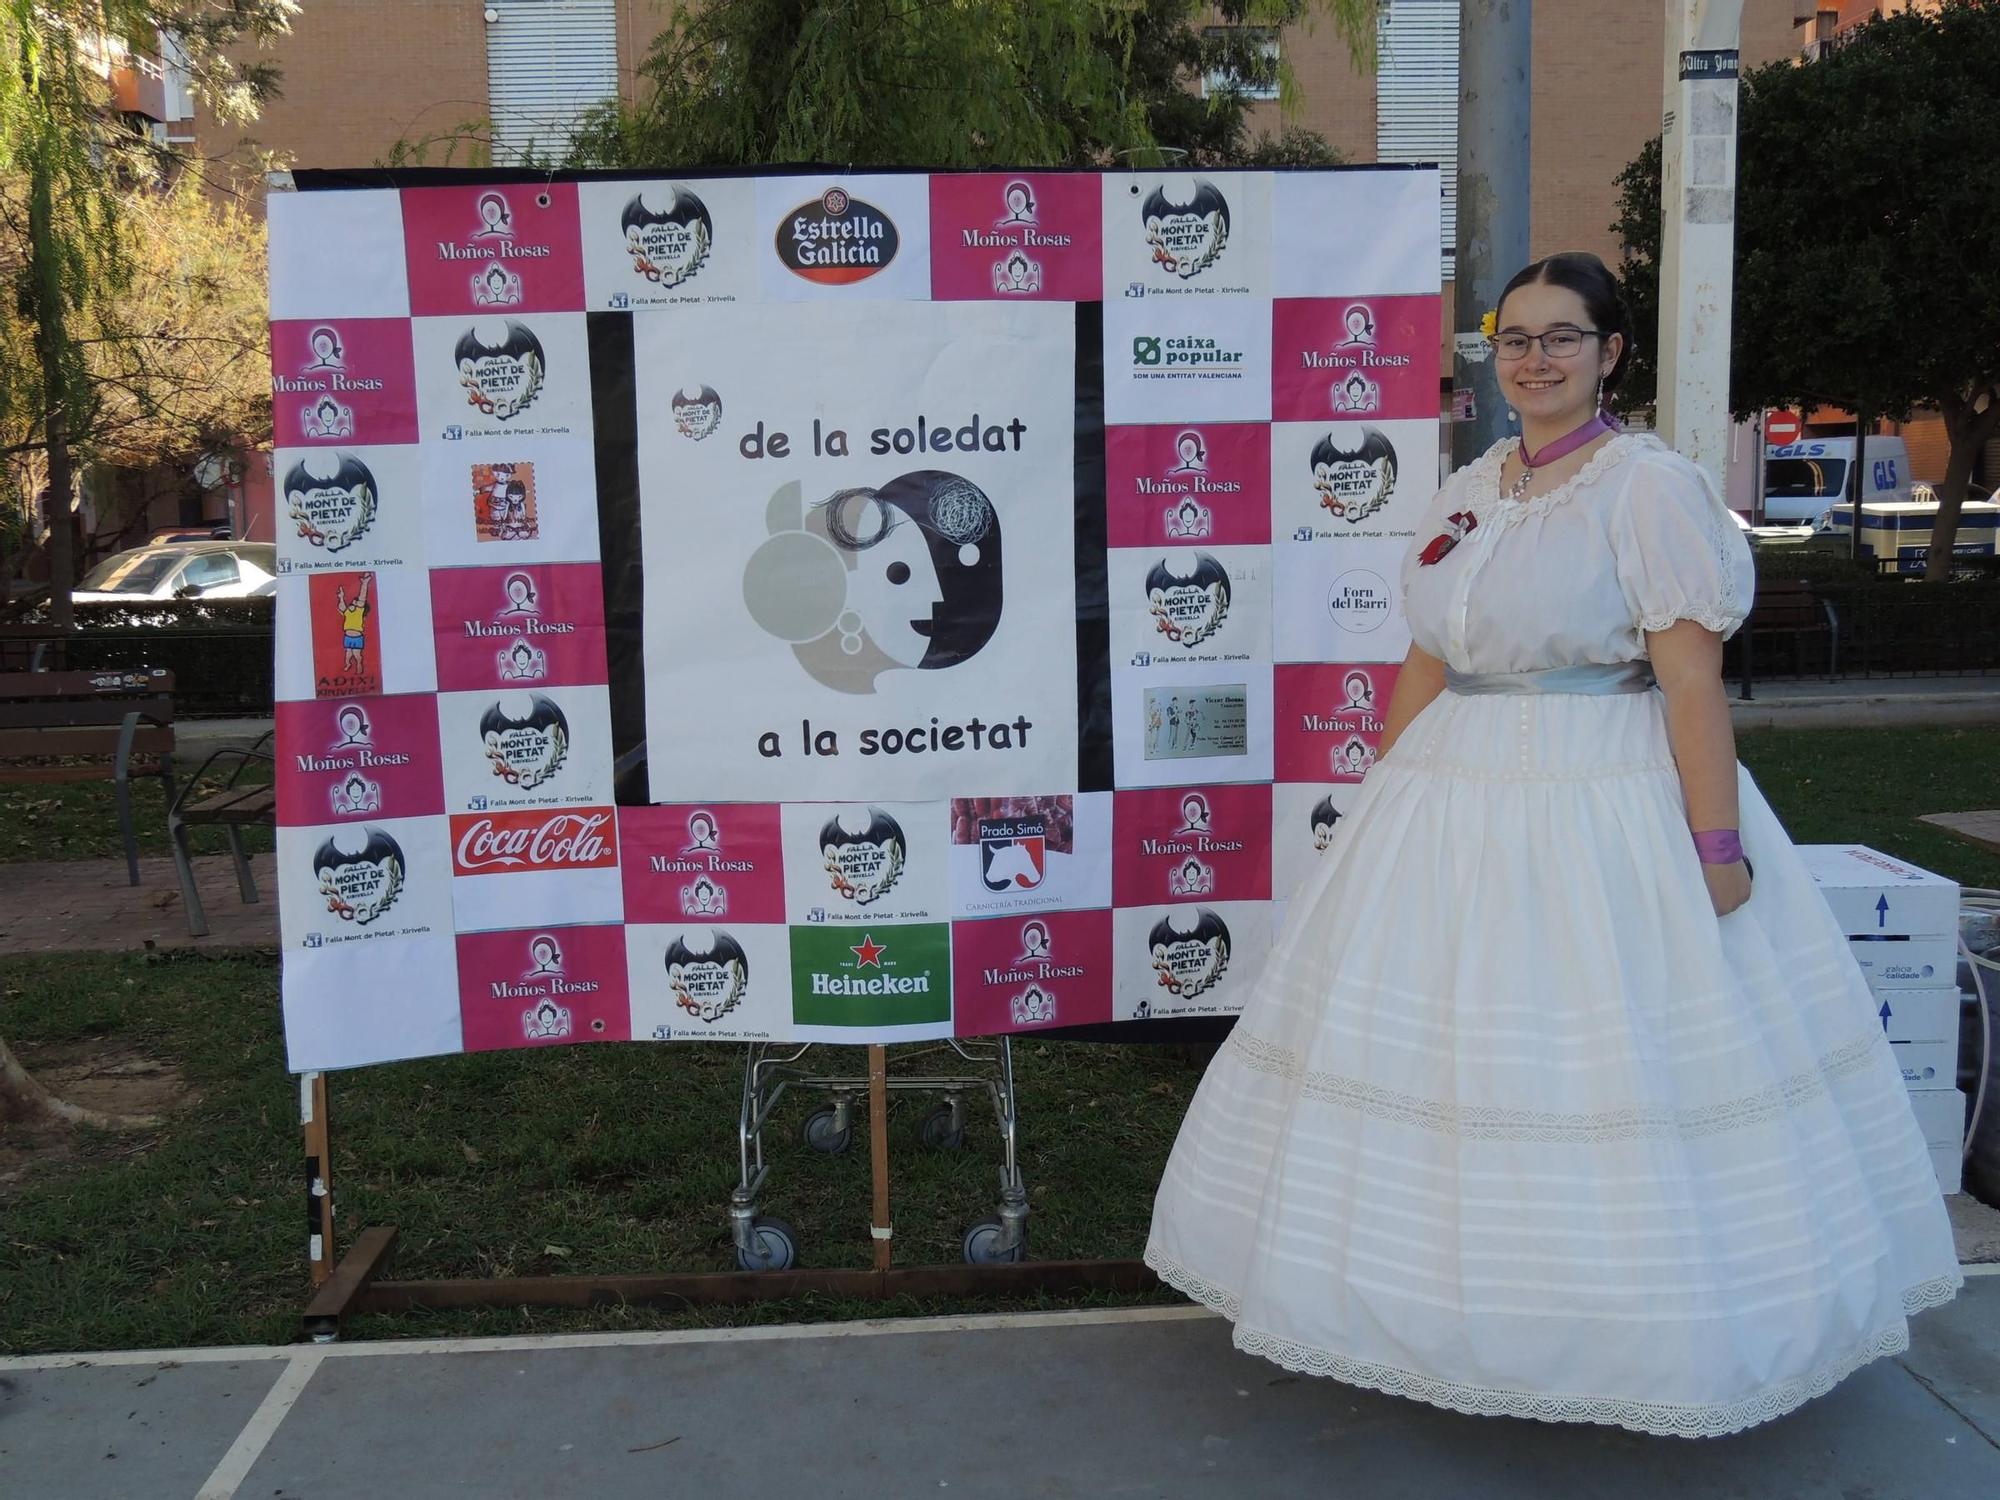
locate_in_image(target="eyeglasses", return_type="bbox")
[1489,327,1607,360]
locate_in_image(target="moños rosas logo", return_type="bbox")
[777,188,900,286]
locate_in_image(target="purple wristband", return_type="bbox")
[1692,829,1744,865]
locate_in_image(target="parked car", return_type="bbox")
[147,523,232,543]
[71,541,278,603]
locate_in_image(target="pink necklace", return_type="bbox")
[1508,409,1619,499]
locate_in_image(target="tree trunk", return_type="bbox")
[0,1031,157,1133]
[1926,390,2000,583]
[27,153,76,629]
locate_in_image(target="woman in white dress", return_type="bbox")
[1146,252,1961,1437]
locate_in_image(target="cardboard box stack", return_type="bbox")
[1799,845,1964,1195]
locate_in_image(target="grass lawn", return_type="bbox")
[1,725,1995,1355]
[0,760,274,864]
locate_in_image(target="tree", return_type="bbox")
[1613,0,2000,581]
[558,1,1376,170]
[1,2,297,625]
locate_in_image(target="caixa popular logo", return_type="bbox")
[664,928,749,1024]
[818,807,906,905]
[1148,907,1231,1000]
[312,826,405,926]
[284,453,377,554]
[778,188,900,285]
[452,808,619,875]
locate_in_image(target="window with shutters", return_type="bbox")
[1375,0,1458,280]
[485,0,620,164]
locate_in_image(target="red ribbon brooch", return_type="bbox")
[1417,510,1478,566]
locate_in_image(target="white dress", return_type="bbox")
[1145,433,1962,1438]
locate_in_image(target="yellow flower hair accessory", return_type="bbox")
[1479,309,1498,338]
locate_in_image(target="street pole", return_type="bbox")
[1656,0,1745,490]
[1451,0,1532,471]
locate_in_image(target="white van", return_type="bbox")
[1761,437,1912,525]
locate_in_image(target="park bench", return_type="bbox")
[0,667,175,884]
[169,731,275,938]
[1736,578,1839,700]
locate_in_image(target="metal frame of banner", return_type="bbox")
[296,1057,1157,1342]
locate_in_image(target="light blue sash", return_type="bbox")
[1445,662,1656,696]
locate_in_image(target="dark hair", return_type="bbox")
[1497,251,1636,394]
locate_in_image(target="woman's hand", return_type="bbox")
[1703,860,1752,917]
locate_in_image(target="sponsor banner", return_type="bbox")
[1273,418,1441,544]
[448,805,625,932]
[1109,544,1272,675]
[780,800,949,926]
[401,182,586,316]
[429,561,608,692]
[456,923,631,1050]
[1103,297,1273,425]
[269,189,411,320]
[412,311,594,442]
[1271,782,1359,905]
[1275,663,1400,784]
[578,177,759,311]
[1272,536,1413,666]
[281,931,461,1070]
[274,444,423,573]
[756,175,934,302]
[276,814,456,953]
[1113,784,1272,907]
[275,567,437,704]
[928,173,1103,302]
[789,921,953,1036]
[951,908,1114,1034]
[618,804,788,925]
[1102,172,1272,301]
[418,435,603,568]
[271,317,418,447]
[1111,661,1274,790]
[945,792,1112,918]
[1272,169,1443,298]
[1104,423,1270,548]
[437,685,615,814]
[626,921,793,1040]
[1271,295,1441,423]
[275,694,444,827]
[1112,899,1271,1021]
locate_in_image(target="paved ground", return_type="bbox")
[0,854,277,954]
[3,1275,1998,1500]
[1728,674,2000,729]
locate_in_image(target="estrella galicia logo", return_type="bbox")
[1311,426,1400,525]
[479,692,570,790]
[1147,907,1231,999]
[1310,794,1342,851]
[284,452,377,554]
[621,185,713,288]
[819,808,906,906]
[665,928,749,1024]
[1145,552,1231,647]
[979,816,1046,893]
[778,187,899,285]
[671,385,723,441]
[1142,179,1230,280]
[743,471,1001,694]
[453,320,545,421]
[312,826,405,927]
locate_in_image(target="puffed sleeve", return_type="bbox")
[1399,464,1467,599]
[1609,448,1756,640]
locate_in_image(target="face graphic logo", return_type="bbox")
[1340,304,1377,350]
[474,462,538,543]
[1141,180,1230,281]
[479,692,570,790]
[998,180,1037,228]
[332,705,372,750]
[1017,920,1052,963]
[1332,372,1380,414]
[473,261,523,306]
[1145,552,1231,647]
[683,812,720,853]
[1334,735,1376,780]
[474,191,514,240]
[1011,984,1056,1026]
[331,772,382,815]
[526,934,564,978]
[1176,794,1212,835]
[778,188,900,285]
[498,638,547,681]
[312,826,405,926]
[1165,499,1212,539]
[1169,430,1207,475]
[304,325,345,372]
[979,815,1047,893]
[302,395,354,439]
[500,571,540,617]
[818,807,906,906]
[284,453,377,554]
[681,875,726,917]
[1148,907,1231,999]
[1310,794,1342,851]
[1168,856,1214,897]
[1311,427,1399,525]
[666,929,749,1023]
[622,186,713,288]
[523,998,573,1040]
[671,385,723,441]
[1337,670,1377,716]
[744,472,1002,694]
[992,251,1042,295]
[453,320,546,421]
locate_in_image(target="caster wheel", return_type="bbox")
[801,1105,853,1154]
[917,1102,965,1150]
[962,1218,1025,1266]
[736,1217,798,1272]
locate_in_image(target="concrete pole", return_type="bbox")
[1655,0,1744,488]
[1451,0,1533,471]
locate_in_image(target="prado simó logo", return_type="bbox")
[1144,551,1231,647]
[778,187,900,285]
[978,814,1046,893]
[311,826,405,927]
[478,692,570,790]
[817,807,907,906]
[1311,427,1400,525]
[452,319,546,421]
[664,928,749,1024]
[283,453,377,554]
[743,472,1002,694]
[1141,180,1230,280]
[621,185,714,288]
[1146,907,1231,1001]
[671,385,723,440]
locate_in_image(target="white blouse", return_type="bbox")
[1399,433,1756,676]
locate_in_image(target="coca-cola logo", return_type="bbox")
[452,808,619,875]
